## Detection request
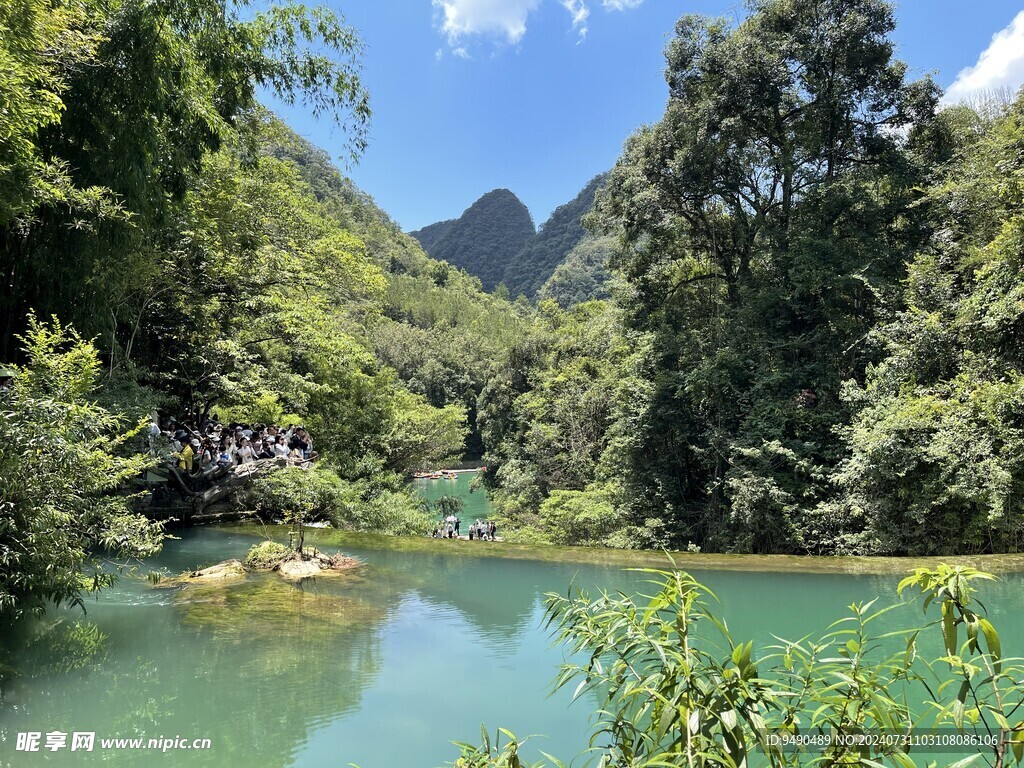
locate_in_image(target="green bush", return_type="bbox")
[248,465,432,536]
[249,466,350,523]
[0,316,163,620]
[537,484,622,546]
[498,527,553,546]
[243,541,292,569]
[353,489,433,536]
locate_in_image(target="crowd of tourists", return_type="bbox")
[432,517,497,541]
[148,414,317,475]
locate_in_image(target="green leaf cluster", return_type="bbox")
[0,316,162,620]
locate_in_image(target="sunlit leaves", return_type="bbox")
[836,95,1024,555]
[0,316,163,620]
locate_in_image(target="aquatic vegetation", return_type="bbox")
[153,559,249,589]
[174,575,382,640]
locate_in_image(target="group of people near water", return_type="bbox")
[432,516,497,541]
[149,414,317,475]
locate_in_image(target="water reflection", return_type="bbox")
[4,527,1024,768]
[0,559,390,767]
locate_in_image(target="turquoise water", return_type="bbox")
[413,472,493,523]
[2,524,1024,767]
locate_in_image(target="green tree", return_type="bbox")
[0,0,107,225]
[591,0,939,552]
[0,0,370,358]
[478,300,631,538]
[381,389,468,472]
[435,495,465,519]
[0,316,163,620]
[538,234,616,308]
[131,118,385,422]
[829,94,1024,555]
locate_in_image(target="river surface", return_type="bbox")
[413,471,494,523]
[3,489,1024,767]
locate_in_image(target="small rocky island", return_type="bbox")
[159,540,362,588]
[242,540,362,580]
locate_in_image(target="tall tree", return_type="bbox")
[592,0,939,551]
[829,94,1024,555]
[0,0,103,225]
[0,0,370,358]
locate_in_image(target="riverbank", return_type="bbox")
[215,524,1024,575]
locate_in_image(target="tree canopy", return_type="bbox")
[478,0,1024,557]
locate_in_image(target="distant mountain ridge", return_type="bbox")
[410,175,610,302]
[539,233,615,307]
[501,174,608,299]
[410,218,456,252]
[409,189,535,291]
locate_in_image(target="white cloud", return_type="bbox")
[602,0,643,10]
[433,0,541,45]
[561,0,589,40]
[431,0,642,54]
[944,10,1024,104]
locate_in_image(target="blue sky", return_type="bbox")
[268,1,1024,232]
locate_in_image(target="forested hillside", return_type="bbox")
[537,234,615,307]
[478,1,1024,557]
[0,0,531,617]
[265,129,530,460]
[409,189,535,291]
[501,174,607,299]
[412,175,610,302]
[406,219,454,252]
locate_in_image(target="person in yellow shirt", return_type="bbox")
[178,437,199,472]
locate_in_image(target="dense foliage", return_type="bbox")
[537,234,615,308]
[0,0,370,356]
[479,0,1024,556]
[412,175,610,303]
[6,0,1024,631]
[249,465,433,536]
[257,129,529,459]
[479,300,640,546]
[0,0,528,618]
[0,318,162,620]
[592,0,937,553]
[828,99,1024,556]
[409,189,536,291]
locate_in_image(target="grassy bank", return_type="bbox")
[214,523,1024,575]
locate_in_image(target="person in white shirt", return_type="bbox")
[237,437,256,464]
[273,435,290,458]
[147,415,162,455]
